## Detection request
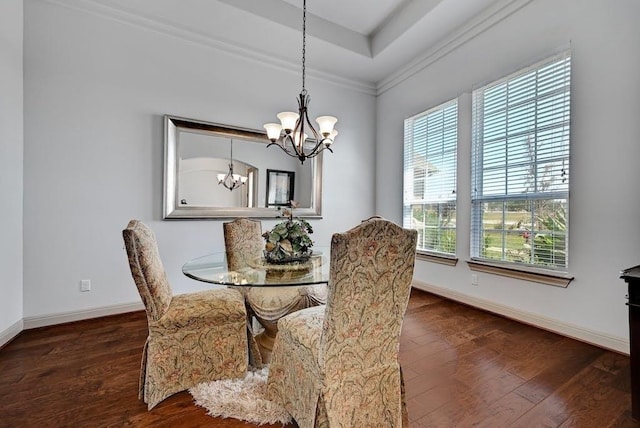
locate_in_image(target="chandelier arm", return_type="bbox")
[302,146,325,160]
[302,108,321,143]
[299,97,326,157]
[285,133,303,158]
[266,136,332,162]
[287,93,307,159]
[299,144,331,161]
[295,119,305,158]
[267,140,300,158]
[277,129,302,158]
[299,95,318,133]
[310,143,334,158]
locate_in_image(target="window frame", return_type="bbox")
[470,51,572,274]
[403,98,459,258]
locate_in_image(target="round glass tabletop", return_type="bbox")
[182,246,330,287]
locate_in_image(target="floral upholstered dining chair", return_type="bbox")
[223,218,265,274]
[223,218,266,367]
[123,219,248,409]
[223,217,327,364]
[266,217,418,427]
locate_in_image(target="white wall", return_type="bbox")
[23,0,375,319]
[0,0,24,345]
[376,0,640,351]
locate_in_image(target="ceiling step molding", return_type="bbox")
[218,0,372,58]
[371,0,444,57]
[43,0,377,95]
[377,0,533,94]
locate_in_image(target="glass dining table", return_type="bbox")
[182,246,330,287]
[182,247,330,363]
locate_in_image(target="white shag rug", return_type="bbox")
[189,367,292,425]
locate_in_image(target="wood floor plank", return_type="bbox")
[0,289,635,427]
[468,391,537,428]
[515,364,629,427]
[513,338,604,404]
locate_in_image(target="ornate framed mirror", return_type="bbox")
[163,115,323,219]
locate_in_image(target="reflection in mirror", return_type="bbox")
[178,134,258,208]
[163,115,323,219]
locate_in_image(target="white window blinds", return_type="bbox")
[471,52,571,270]
[404,99,458,255]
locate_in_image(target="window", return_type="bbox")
[471,52,571,271]
[404,99,458,256]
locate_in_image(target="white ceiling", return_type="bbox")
[65,0,531,93]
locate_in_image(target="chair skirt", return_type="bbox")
[140,289,248,409]
[266,306,407,427]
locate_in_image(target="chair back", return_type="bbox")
[320,217,417,372]
[123,219,173,322]
[223,218,263,271]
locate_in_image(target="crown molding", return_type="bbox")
[42,0,377,95]
[376,0,533,95]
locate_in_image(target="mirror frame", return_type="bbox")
[163,115,323,219]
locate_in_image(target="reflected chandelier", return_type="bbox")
[217,139,247,191]
[263,0,338,164]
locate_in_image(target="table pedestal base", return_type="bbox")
[255,329,276,363]
[247,284,327,364]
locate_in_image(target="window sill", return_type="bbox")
[416,252,458,266]
[466,259,573,288]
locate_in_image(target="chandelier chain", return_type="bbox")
[218,139,246,191]
[301,0,306,93]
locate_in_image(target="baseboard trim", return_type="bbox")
[9,286,629,355]
[23,302,145,330]
[413,280,630,355]
[0,319,24,349]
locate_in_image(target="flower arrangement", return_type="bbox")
[263,201,314,264]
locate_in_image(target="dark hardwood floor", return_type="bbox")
[0,289,636,427]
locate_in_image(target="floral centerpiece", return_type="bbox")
[263,201,314,264]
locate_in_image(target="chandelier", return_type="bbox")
[263,0,338,164]
[217,139,247,191]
